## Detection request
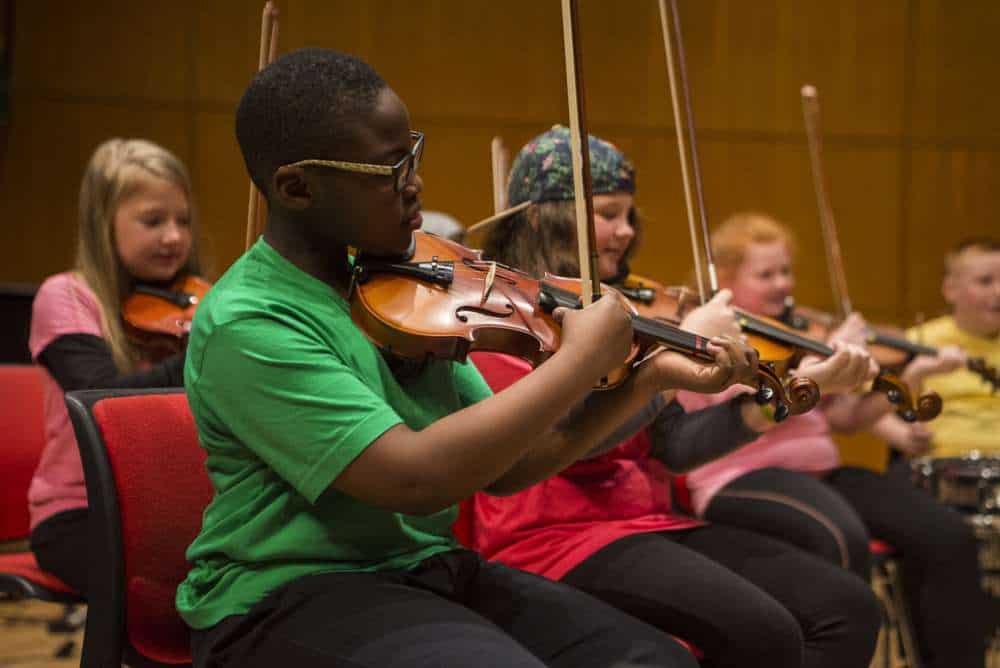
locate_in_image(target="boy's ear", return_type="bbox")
[942,273,959,306]
[271,165,313,210]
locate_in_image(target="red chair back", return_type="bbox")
[96,392,209,663]
[68,389,209,667]
[0,365,46,541]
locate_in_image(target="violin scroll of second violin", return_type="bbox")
[967,357,1000,393]
[873,373,942,423]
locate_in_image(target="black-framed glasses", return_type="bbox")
[288,130,424,192]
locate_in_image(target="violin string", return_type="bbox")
[631,316,706,355]
[869,330,937,357]
[540,282,705,355]
[738,313,833,357]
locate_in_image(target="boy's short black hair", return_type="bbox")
[235,47,388,193]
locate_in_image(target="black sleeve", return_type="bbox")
[37,333,185,393]
[648,396,762,472]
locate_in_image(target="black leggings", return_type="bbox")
[704,464,992,668]
[191,549,698,668]
[562,526,880,668]
[29,508,90,596]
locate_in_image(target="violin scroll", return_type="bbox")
[751,363,820,422]
[873,373,942,423]
[967,357,1000,393]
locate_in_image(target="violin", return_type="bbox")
[795,85,997,406]
[614,272,939,420]
[783,300,1000,393]
[122,275,211,362]
[642,6,941,425]
[616,274,698,323]
[349,232,819,421]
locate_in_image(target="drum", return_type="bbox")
[911,453,1000,514]
[910,455,1000,665]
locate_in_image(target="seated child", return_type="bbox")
[176,48,758,668]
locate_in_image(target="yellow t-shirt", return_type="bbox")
[907,315,1000,457]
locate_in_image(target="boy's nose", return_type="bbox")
[403,172,423,195]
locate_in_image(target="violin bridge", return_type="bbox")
[480,262,497,305]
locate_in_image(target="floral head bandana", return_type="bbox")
[507,125,635,206]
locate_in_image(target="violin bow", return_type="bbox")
[560,0,601,306]
[800,85,853,320]
[244,1,281,251]
[490,136,510,215]
[657,0,711,303]
[803,86,998,395]
[801,85,945,419]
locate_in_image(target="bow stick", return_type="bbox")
[244,1,280,251]
[560,0,600,305]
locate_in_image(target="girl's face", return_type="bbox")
[726,240,795,317]
[113,175,193,284]
[593,191,636,280]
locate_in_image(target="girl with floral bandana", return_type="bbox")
[467,126,880,668]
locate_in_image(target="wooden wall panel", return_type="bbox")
[910,0,1000,141]
[191,111,248,278]
[14,1,192,101]
[672,0,907,136]
[0,100,189,281]
[1,0,997,354]
[904,147,1000,317]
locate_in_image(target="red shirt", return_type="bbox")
[465,352,704,581]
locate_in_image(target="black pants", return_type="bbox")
[191,549,699,668]
[29,508,90,596]
[704,464,992,668]
[562,526,880,668]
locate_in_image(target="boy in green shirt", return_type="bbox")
[178,48,756,668]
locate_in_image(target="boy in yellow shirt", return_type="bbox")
[875,238,1000,457]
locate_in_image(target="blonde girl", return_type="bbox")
[28,138,202,595]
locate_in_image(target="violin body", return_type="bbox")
[122,275,211,362]
[350,232,639,386]
[616,274,701,324]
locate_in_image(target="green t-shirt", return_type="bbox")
[176,238,493,629]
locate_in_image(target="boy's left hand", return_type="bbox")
[901,345,966,388]
[647,335,759,394]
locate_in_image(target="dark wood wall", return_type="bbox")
[3,0,998,465]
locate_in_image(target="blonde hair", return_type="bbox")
[712,212,796,283]
[483,200,641,279]
[75,138,200,371]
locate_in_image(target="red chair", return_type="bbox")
[67,388,210,668]
[0,364,83,605]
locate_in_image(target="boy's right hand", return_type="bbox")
[553,294,633,378]
[793,342,876,395]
